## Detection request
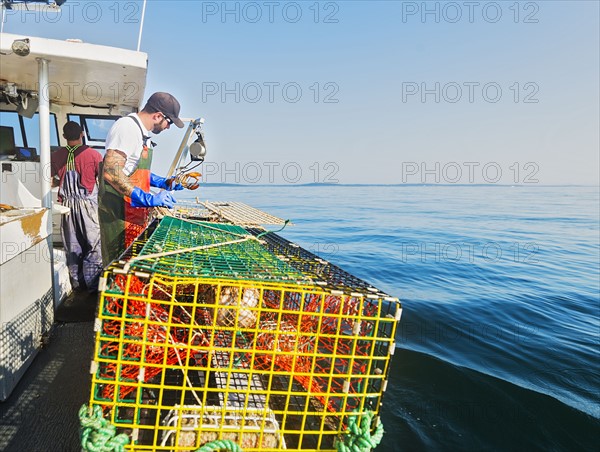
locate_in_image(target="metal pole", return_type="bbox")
[37,58,52,211]
[137,0,147,51]
[37,57,56,307]
[166,121,195,177]
[1,5,6,34]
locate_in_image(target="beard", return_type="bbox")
[151,123,163,134]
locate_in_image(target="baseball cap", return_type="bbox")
[145,92,184,128]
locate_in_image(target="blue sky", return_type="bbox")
[3,1,599,185]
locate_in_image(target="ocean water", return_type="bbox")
[189,185,599,451]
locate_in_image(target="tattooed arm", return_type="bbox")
[102,149,135,196]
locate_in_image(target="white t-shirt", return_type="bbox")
[105,113,151,177]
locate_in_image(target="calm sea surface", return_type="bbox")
[188,185,599,451]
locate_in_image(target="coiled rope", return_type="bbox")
[80,404,243,452]
[194,440,243,451]
[79,405,130,452]
[335,411,384,452]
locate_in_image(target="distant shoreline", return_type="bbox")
[196,183,599,188]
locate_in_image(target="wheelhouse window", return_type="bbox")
[23,113,60,148]
[68,114,120,154]
[0,110,59,159]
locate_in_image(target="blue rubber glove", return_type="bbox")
[150,173,184,191]
[167,179,184,191]
[130,187,177,208]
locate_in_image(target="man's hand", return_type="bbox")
[130,188,177,208]
[166,178,184,191]
[150,173,184,191]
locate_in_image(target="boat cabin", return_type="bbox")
[0,31,147,400]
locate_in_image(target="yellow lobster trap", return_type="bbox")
[86,216,401,451]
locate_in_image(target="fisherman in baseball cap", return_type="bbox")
[99,91,187,265]
[143,92,184,129]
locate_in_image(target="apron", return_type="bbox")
[60,145,103,292]
[99,118,153,266]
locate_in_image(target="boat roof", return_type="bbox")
[0,32,147,109]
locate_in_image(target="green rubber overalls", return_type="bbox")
[99,118,153,266]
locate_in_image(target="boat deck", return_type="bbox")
[0,320,94,451]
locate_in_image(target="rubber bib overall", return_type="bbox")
[59,145,103,292]
[99,118,153,266]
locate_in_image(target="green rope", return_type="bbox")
[256,219,290,239]
[79,404,243,452]
[194,439,243,451]
[335,411,384,452]
[79,404,130,452]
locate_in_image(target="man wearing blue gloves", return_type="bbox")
[99,92,185,265]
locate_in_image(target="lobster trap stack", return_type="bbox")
[88,215,401,451]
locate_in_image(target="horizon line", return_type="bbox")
[197,183,600,188]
